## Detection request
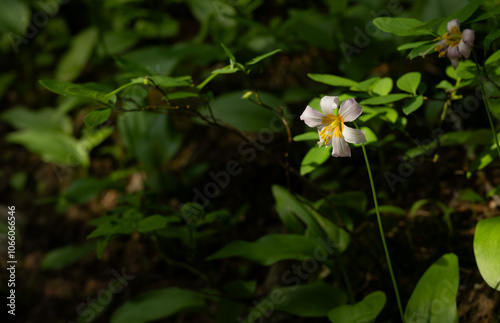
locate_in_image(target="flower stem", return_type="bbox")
[360,143,405,322]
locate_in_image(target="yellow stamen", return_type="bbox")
[319,113,344,146]
[442,26,462,47]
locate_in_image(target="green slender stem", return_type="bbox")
[361,143,405,322]
[472,49,500,159]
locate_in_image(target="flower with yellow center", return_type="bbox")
[300,96,366,157]
[422,19,475,70]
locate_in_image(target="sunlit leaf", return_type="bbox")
[360,93,410,106]
[402,95,424,115]
[300,146,332,175]
[474,217,500,290]
[372,77,393,96]
[293,132,318,141]
[397,72,421,95]
[404,253,459,323]
[7,129,89,166]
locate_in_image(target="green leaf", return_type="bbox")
[474,217,500,290]
[39,80,110,103]
[56,27,99,82]
[118,112,181,169]
[63,177,122,204]
[0,72,15,100]
[293,132,318,141]
[216,281,256,323]
[484,30,500,50]
[409,42,436,60]
[203,91,285,132]
[85,109,112,128]
[486,49,500,65]
[360,93,411,106]
[1,106,72,133]
[220,43,236,63]
[446,60,477,80]
[111,288,206,323]
[272,185,311,234]
[211,66,240,74]
[148,75,192,87]
[197,73,218,90]
[301,146,332,175]
[250,281,347,320]
[372,17,434,36]
[7,129,89,166]
[207,234,319,266]
[328,291,386,323]
[367,205,406,217]
[398,41,434,51]
[350,77,380,93]
[438,0,483,35]
[404,253,459,323]
[79,127,114,152]
[98,31,139,56]
[41,243,94,270]
[246,49,282,65]
[469,5,500,23]
[372,77,393,96]
[137,215,169,233]
[397,72,421,95]
[307,73,357,87]
[0,0,30,35]
[402,95,424,115]
[436,80,455,90]
[272,185,327,240]
[114,56,152,75]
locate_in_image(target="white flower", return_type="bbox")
[422,19,475,70]
[300,96,366,157]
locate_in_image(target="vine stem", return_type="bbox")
[472,49,500,159]
[360,142,405,322]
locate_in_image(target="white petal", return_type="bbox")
[343,125,366,144]
[458,40,472,59]
[447,19,460,32]
[462,29,475,46]
[447,46,461,59]
[450,57,459,70]
[300,106,325,128]
[339,98,362,122]
[331,137,351,157]
[320,96,339,116]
